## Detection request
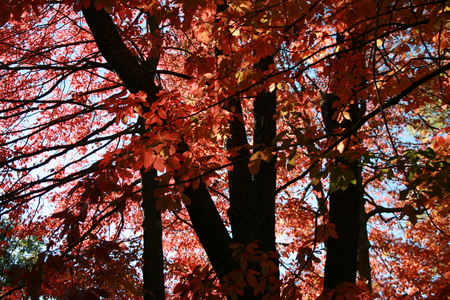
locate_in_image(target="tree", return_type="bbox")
[0,218,44,290]
[1,0,449,299]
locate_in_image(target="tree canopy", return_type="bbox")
[1,0,449,299]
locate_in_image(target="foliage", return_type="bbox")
[0,218,43,288]
[0,0,449,299]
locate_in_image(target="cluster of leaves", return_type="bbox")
[0,218,43,289]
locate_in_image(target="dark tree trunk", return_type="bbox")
[225,96,254,245]
[322,93,363,291]
[141,169,165,299]
[252,57,278,261]
[184,3,279,295]
[323,161,362,290]
[183,181,234,280]
[82,5,164,299]
[81,5,158,96]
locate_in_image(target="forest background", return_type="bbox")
[0,0,449,299]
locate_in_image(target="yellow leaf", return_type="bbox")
[342,111,351,120]
[269,82,276,92]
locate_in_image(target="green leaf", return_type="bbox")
[272,130,288,145]
[418,148,436,159]
[287,157,296,171]
[343,169,358,185]
[340,179,349,191]
[329,181,339,194]
[386,168,394,180]
[330,167,342,186]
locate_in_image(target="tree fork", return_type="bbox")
[214,3,255,248]
[215,3,279,297]
[225,97,254,246]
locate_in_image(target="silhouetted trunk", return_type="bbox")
[175,3,278,296]
[321,93,363,291]
[183,181,234,280]
[324,161,362,290]
[251,56,278,267]
[82,5,164,299]
[141,169,165,299]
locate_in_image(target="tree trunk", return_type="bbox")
[82,5,164,298]
[324,161,362,290]
[180,56,278,299]
[322,93,362,291]
[183,181,234,281]
[141,169,165,299]
[251,62,278,262]
[83,4,279,298]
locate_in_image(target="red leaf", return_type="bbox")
[154,155,166,172]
